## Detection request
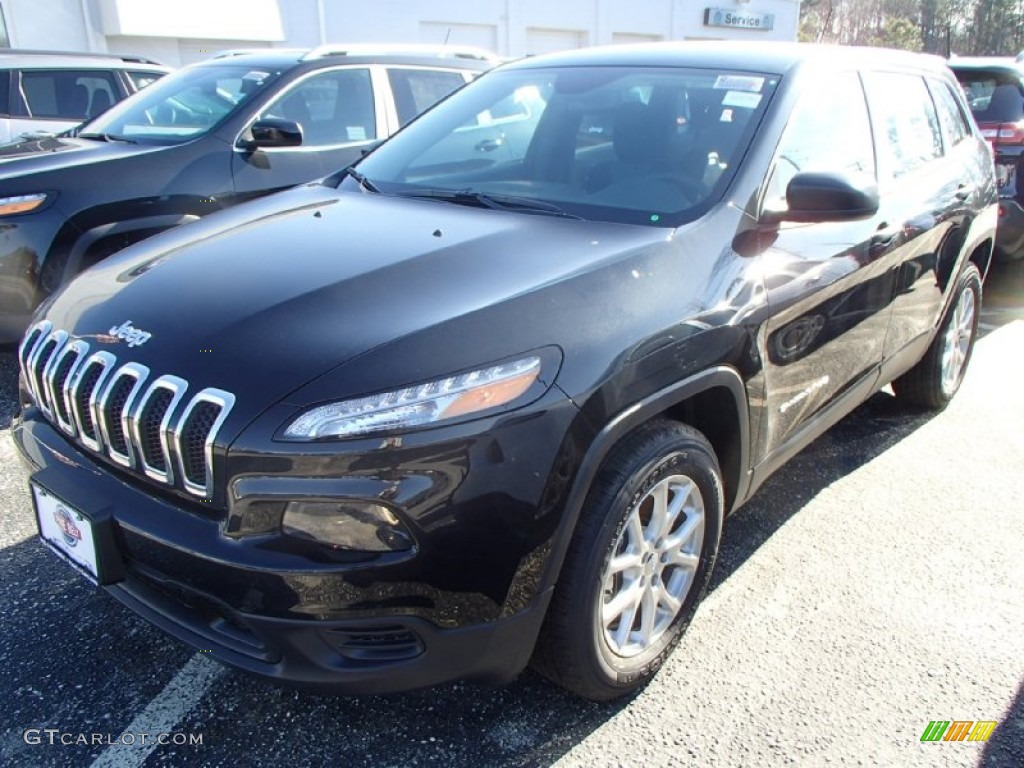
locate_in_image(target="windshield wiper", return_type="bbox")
[403,188,581,219]
[338,166,380,193]
[77,132,137,144]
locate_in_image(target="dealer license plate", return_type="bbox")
[33,483,99,583]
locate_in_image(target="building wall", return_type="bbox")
[0,0,801,66]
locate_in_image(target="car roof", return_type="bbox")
[0,49,169,69]
[503,41,952,77]
[190,45,495,72]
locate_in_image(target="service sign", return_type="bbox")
[704,7,775,31]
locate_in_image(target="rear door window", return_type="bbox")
[387,68,467,126]
[19,69,119,120]
[862,72,943,180]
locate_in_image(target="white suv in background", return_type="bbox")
[0,50,170,143]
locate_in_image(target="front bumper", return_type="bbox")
[12,399,579,692]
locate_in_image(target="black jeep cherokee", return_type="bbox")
[13,42,996,701]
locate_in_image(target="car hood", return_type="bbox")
[40,184,671,425]
[0,135,163,179]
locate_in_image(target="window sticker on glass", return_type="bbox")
[720,108,734,123]
[721,90,762,109]
[713,75,765,92]
[346,126,367,142]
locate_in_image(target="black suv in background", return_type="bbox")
[950,58,1024,260]
[14,43,996,701]
[0,46,493,343]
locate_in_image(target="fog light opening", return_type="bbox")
[282,501,414,552]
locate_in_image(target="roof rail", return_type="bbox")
[0,48,165,66]
[210,48,306,60]
[301,43,501,65]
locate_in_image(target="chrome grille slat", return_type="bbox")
[73,351,117,452]
[20,321,234,499]
[174,389,235,498]
[49,339,90,435]
[31,329,68,417]
[97,363,150,468]
[130,375,189,484]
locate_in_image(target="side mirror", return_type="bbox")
[241,118,303,150]
[762,171,879,225]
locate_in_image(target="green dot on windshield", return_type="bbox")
[650,214,660,222]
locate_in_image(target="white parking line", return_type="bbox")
[89,654,224,768]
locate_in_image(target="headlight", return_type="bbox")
[282,355,542,440]
[0,193,48,216]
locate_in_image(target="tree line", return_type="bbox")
[799,0,1024,56]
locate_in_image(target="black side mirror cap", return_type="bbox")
[762,171,879,225]
[241,118,303,150]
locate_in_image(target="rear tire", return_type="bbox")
[532,419,723,701]
[893,263,981,410]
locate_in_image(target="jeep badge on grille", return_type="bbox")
[108,321,152,348]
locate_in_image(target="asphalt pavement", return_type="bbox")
[0,263,1021,768]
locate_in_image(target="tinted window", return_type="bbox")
[82,64,282,144]
[127,71,164,91]
[930,79,971,147]
[354,66,778,227]
[259,68,376,146]
[0,71,9,116]
[954,69,1024,122]
[388,68,466,126]
[863,72,943,180]
[764,71,874,209]
[20,69,118,119]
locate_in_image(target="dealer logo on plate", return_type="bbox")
[54,505,82,548]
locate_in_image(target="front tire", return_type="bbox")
[532,420,723,701]
[893,263,982,410]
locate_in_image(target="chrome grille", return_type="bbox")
[19,322,235,499]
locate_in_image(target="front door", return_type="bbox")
[757,70,897,458]
[232,67,380,196]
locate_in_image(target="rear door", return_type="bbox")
[860,71,965,358]
[758,70,895,456]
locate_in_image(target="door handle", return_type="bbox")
[869,222,901,257]
[475,138,504,152]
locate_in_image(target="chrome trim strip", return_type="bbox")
[49,339,90,436]
[77,351,118,453]
[173,388,235,498]
[18,321,48,375]
[37,330,70,418]
[96,362,149,468]
[23,321,55,409]
[130,375,189,484]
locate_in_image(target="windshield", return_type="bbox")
[955,69,1024,123]
[349,66,777,226]
[80,63,284,144]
